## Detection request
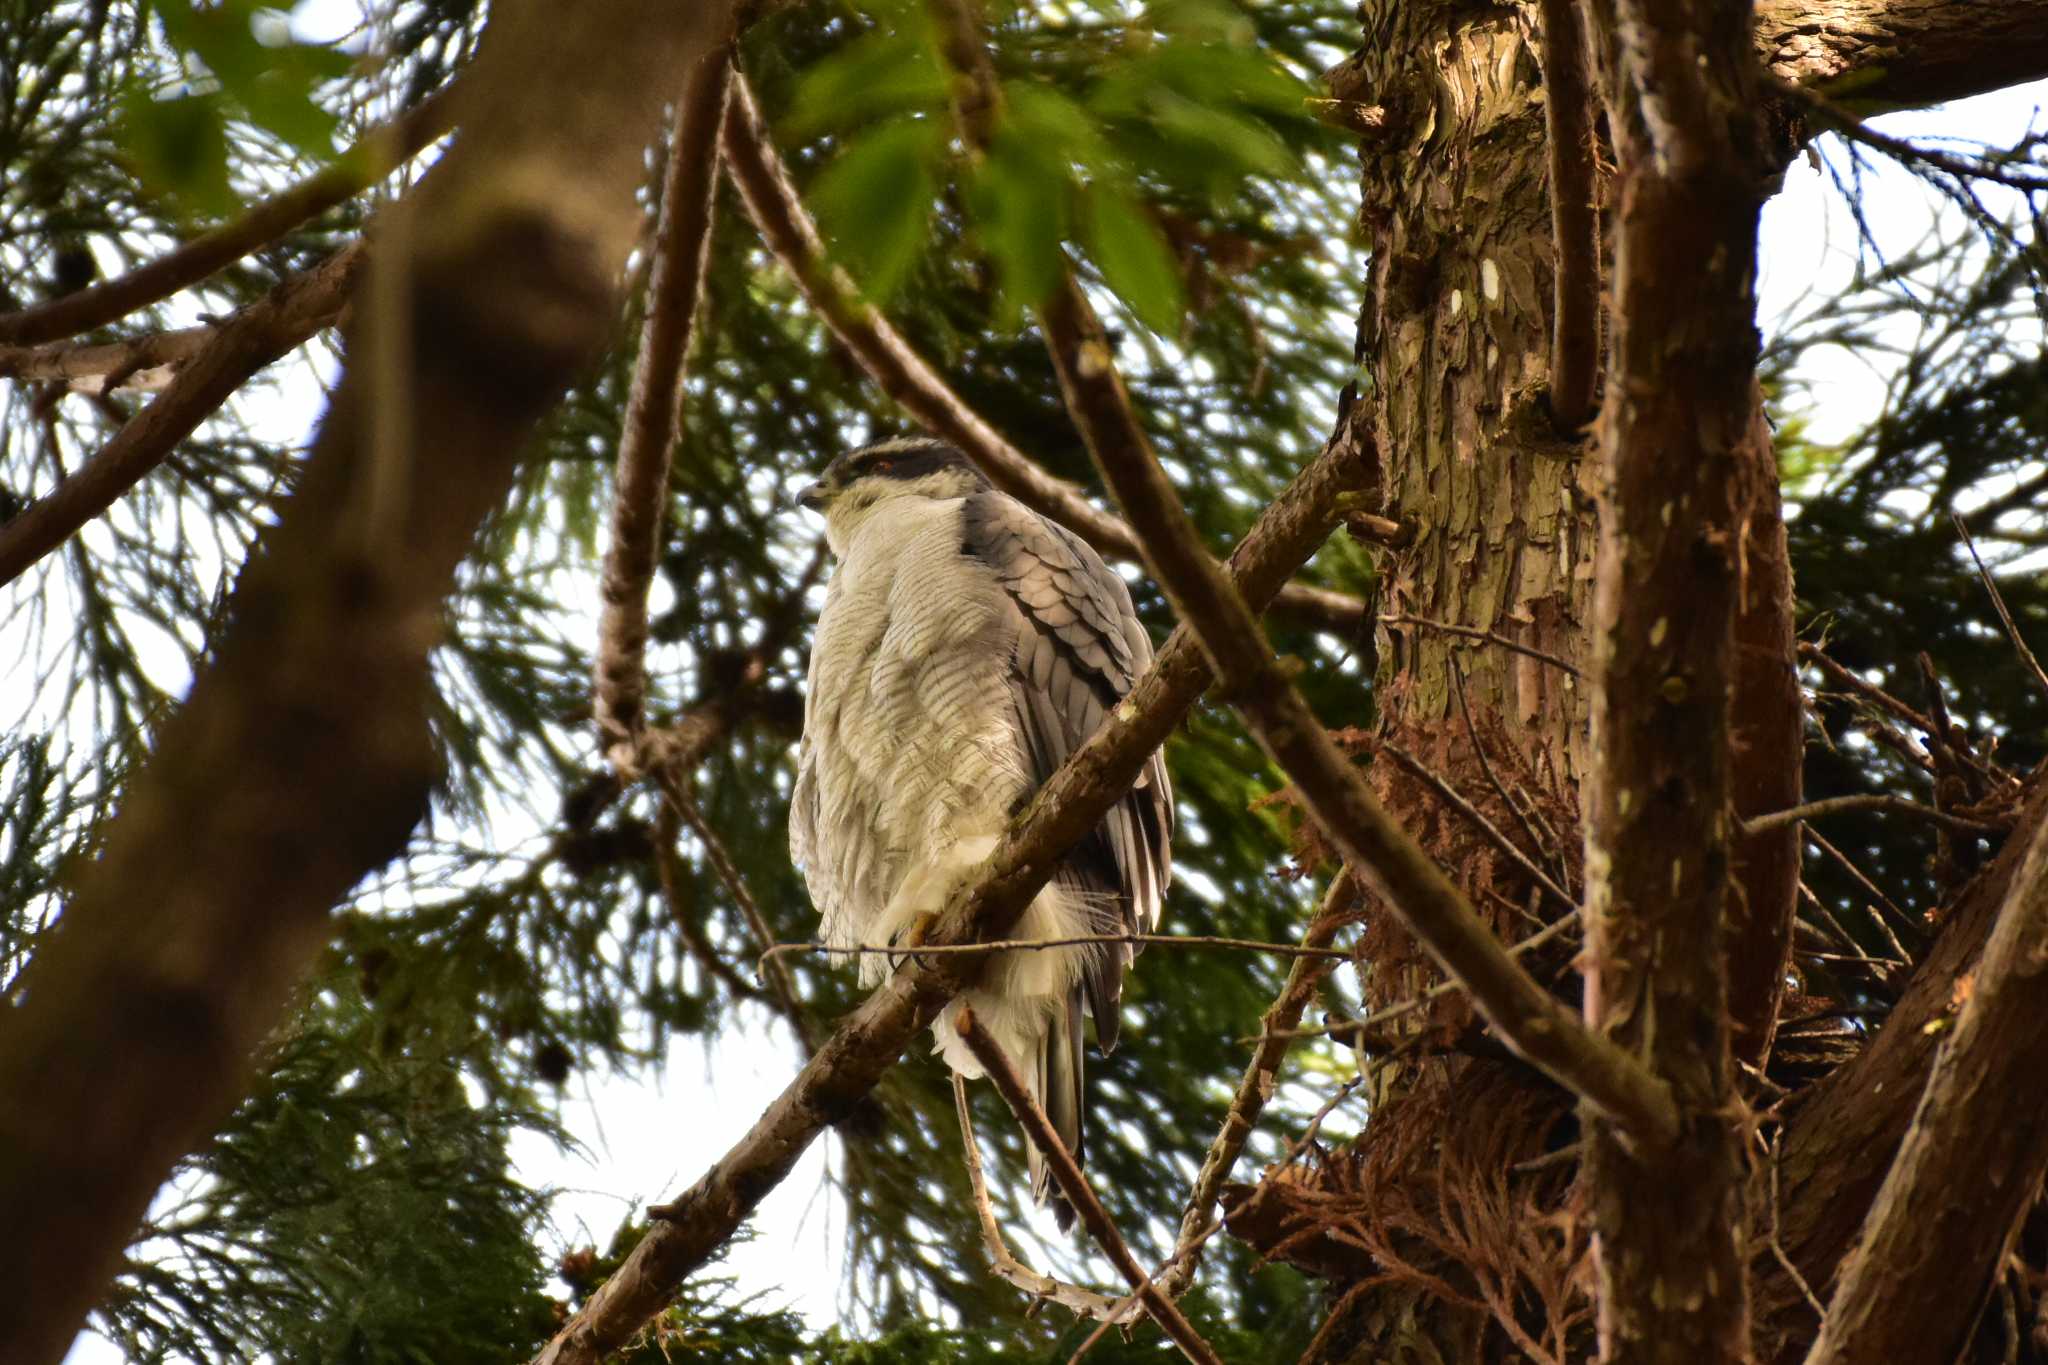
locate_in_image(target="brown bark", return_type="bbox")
[1726,402,1805,1066]
[1756,775,2048,1362]
[1578,0,1767,1355]
[0,4,733,1361]
[1753,0,2048,108]
[1801,804,2048,1364]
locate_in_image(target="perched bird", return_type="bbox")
[790,437,1172,1224]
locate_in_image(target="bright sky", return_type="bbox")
[44,22,2048,1365]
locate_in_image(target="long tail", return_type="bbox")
[1028,989,1086,1231]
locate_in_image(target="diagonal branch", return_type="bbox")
[0,88,455,347]
[717,70,1362,635]
[955,1006,1226,1365]
[529,389,1376,1365]
[0,242,365,589]
[594,49,733,767]
[1036,269,1678,1147]
[1801,802,2048,1365]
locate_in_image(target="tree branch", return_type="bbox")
[1537,0,1601,433]
[1037,270,1678,1147]
[955,1006,1227,1365]
[717,70,1363,635]
[1754,0,2048,110]
[0,2,734,1360]
[1741,792,2008,838]
[0,89,455,347]
[529,383,1375,1365]
[594,49,733,768]
[0,241,364,590]
[1579,0,1765,1352]
[1801,800,2048,1365]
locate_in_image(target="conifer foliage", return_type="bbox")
[1,0,2046,1362]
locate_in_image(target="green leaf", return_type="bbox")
[807,117,942,306]
[1145,87,1296,178]
[151,0,348,159]
[118,83,238,218]
[782,28,948,144]
[969,136,1066,324]
[1001,80,1114,174]
[1082,182,1184,335]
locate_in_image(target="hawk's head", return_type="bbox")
[797,438,987,523]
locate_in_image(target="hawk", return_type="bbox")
[790,437,1173,1224]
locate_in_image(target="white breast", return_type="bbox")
[795,497,1033,958]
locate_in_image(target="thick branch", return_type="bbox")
[0,5,731,1361]
[1802,804,2048,1365]
[593,50,733,766]
[0,89,454,347]
[529,386,1376,1365]
[955,1007,1225,1365]
[1757,776,2048,1362]
[0,242,364,589]
[1754,0,2048,109]
[1038,272,1678,1147]
[718,72,1361,635]
[1580,0,1764,1354]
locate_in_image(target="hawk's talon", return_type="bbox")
[887,910,942,972]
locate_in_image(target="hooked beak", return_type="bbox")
[797,479,829,511]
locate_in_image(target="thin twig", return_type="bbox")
[1247,912,1581,1047]
[1953,513,2048,705]
[1806,827,1920,962]
[1742,792,2008,838]
[718,68,1365,635]
[1042,267,1676,1146]
[656,767,817,1054]
[759,930,1353,977]
[1453,657,1574,896]
[1378,614,1582,678]
[952,1075,1124,1321]
[956,1006,1227,1365]
[1537,0,1600,432]
[654,800,770,1006]
[0,243,364,588]
[1768,72,2048,194]
[0,89,455,347]
[1158,870,1355,1301]
[1376,740,1576,910]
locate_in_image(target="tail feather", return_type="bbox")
[1028,990,1086,1232]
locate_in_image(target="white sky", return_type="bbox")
[41,26,2048,1365]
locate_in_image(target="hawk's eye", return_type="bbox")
[869,459,894,474]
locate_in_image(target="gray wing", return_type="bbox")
[962,490,1173,1051]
